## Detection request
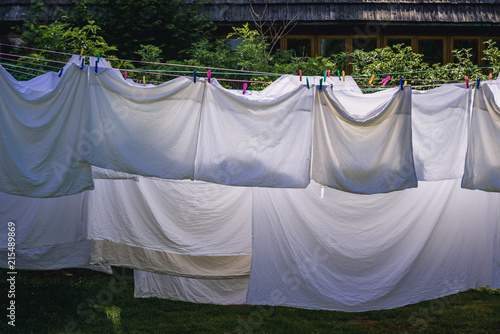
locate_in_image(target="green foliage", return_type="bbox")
[63,0,214,61]
[483,39,500,79]
[351,44,430,86]
[186,23,346,89]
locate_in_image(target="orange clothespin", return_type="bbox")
[369,74,375,85]
[489,73,493,81]
[143,76,146,87]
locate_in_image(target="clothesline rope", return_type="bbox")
[2,43,499,79]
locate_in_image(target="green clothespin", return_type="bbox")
[319,78,323,90]
[306,77,310,89]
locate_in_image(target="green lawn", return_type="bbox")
[1,268,499,333]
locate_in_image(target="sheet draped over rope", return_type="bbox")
[1,56,500,311]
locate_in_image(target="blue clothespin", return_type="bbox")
[193,70,197,83]
[400,78,404,90]
[95,51,101,73]
[477,78,481,88]
[306,77,310,89]
[319,78,323,90]
[80,57,85,70]
[58,68,63,77]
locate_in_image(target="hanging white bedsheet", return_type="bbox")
[247,179,500,311]
[312,86,417,194]
[0,61,94,198]
[412,85,471,181]
[194,81,312,187]
[462,84,500,191]
[82,67,204,180]
[134,271,248,305]
[0,191,110,272]
[86,178,252,278]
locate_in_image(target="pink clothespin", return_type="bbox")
[466,76,469,88]
[124,71,127,80]
[299,70,302,81]
[207,70,211,83]
[381,75,390,87]
[489,73,492,81]
[243,83,248,95]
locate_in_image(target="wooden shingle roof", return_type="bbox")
[195,0,500,24]
[1,0,499,24]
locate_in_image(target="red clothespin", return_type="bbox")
[327,70,330,77]
[207,70,211,83]
[466,76,469,88]
[299,70,302,81]
[243,83,248,95]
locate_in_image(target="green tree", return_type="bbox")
[64,0,214,61]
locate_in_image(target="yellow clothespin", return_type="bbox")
[79,48,83,60]
[369,74,375,85]
[404,80,407,86]
[143,76,146,87]
[342,70,345,82]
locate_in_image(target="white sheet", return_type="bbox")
[134,270,248,305]
[0,63,94,197]
[412,85,471,181]
[247,179,500,311]
[311,86,417,194]
[194,82,312,187]
[462,84,500,191]
[0,191,110,272]
[86,178,252,277]
[82,70,204,180]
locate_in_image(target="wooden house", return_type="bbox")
[1,0,500,66]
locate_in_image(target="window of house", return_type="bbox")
[387,38,412,48]
[452,39,479,64]
[352,38,377,51]
[226,39,243,50]
[418,39,444,64]
[286,38,312,57]
[321,38,346,56]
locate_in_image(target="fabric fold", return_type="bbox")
[194,81,313,188]
[0,63,94,197]
[312,86,417,194]
[462,84,500,191]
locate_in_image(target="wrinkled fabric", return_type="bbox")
[0,63,94,197]
[0,190,110,272]
[194,82,312,187]
[312,86,417,194]
[247,179,500,311]
[86,178,252,277]
[412,85,471,181]
[134,270,248,305]
[82,67,204,180]
[462,84,500,191]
